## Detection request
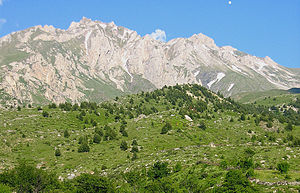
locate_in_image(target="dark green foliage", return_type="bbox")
[95,127,104,137]
[78,142,90,153]
[55,149,61,156]
[131,145,139,153]
[220,160,228,170]
[73,173,115,193]
[173,162,182,173]
[132,152,138,161]
[120,141,128,151]
[161,122,172,134]
[64,129,70,138]
[78,136,88,144]
[59,102,72,111]
[198,121,206,130]
[0,163,59,193]
[17,106,21,111]
[48,103,57,109]
[285,123,293,131]
[244,148,255,157]
[277,162,289,174]
[42,111,49,117]
[266,121,273,128]
[238,157,254,170]
[132,139,138,146]
[104,126,117,141]
[216,170,257,193]
[240,114,246,121]
[119,125,128,137]
[91,119,97,127]
[148,161,170,180]
[93,134,101,144]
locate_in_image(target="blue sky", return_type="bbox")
[0,0,299,68]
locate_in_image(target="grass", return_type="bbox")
[0,84,299,191]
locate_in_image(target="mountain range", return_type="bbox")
[0,17,299,106]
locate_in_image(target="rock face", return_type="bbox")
[0,17,299,105]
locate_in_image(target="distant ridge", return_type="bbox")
[0,17,299,106]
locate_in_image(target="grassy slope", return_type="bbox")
[0,85,299,191]
[232,89,300,106]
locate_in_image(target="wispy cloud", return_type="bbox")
[149,29,167,42]
[0,0,3,6]
[0,18,7,29]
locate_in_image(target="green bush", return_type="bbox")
[161,122,172,134]
[93,134,101,144]
[55,149,61,157]
[148,161,170,180]
[0,183,12,193]
[42,111,49,117]
[73,173,115,193]
[78,143,90,153]
[120,141,128,151]
[64,129,70,138]
[277,162,289,174]
[0,163,59,193]
[285,123,293,131]
[216,169,257,193]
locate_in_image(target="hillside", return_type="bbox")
[0,84,299,192]
[0,17,300,106]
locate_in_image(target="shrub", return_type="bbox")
[74,173,115,193]
[95,127,104,137]
[266,121,273,128]
[220,160,228,170]
[55,149,61,157]
[277,162,289,174]
[148,161,170,180]
[216,169,256,193]
[131,146,139,153]
[64,129,70,138]
[173,162,182,173]
[120,141,128,151]
[78,143,90,153]
[0,183,12,193]
[198,121,206,130]
[132,139,138,146]
[240,114,246,121]
[132,152,138,161]
[161,122,172,134]
[93,134,101,144]
[42,111,49,117]
[0,163,59,193]
[285,123,293,131]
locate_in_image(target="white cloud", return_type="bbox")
[0,0,3,6]
[149,29,166,42]
[0,18,7,29]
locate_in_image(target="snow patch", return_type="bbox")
[202,45,210,50]
[85,31,92,55]
[256,61,267,71]
[194,71,200,77]
[227,83,234,92]
[207,72,225,89]
[231,65,242,72]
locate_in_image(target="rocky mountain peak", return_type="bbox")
[0,18,299,106]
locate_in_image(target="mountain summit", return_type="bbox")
[0,17,299,105]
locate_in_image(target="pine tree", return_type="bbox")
[120,141,128,151]
[55,149,61,156]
